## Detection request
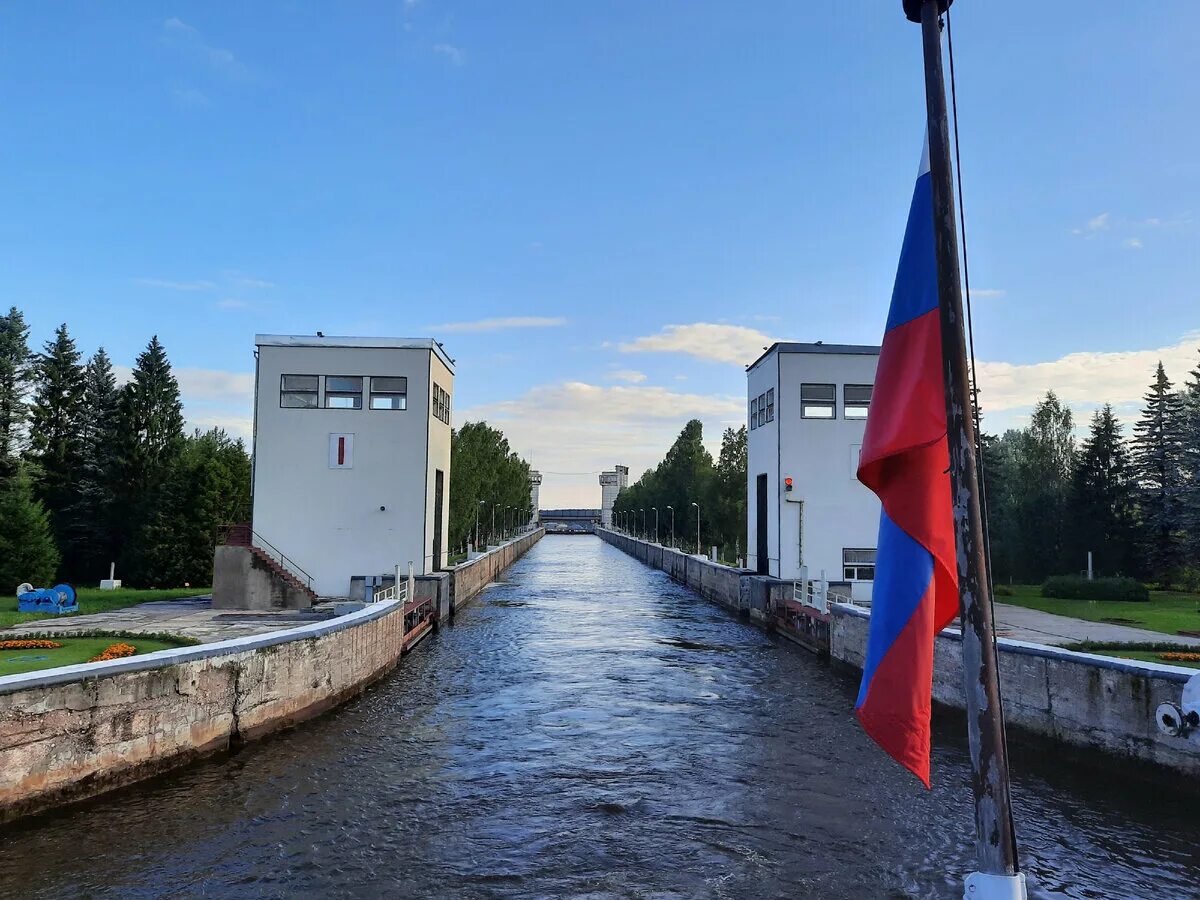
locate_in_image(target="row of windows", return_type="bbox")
[843,547,876,581]
[432,382,451,425]
[280,374,408,411]
[803,383,872,419]
[749,389,774,430]
[748,383,873,425]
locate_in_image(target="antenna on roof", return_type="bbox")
[316,331,324,337]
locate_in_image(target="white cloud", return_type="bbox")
[607,369,647,384]
[976,332,1200,432]
[1124,238,1143,250]
[216,298,248,310]
[619,323,777,366]
[134,277,216,291]
[433,43,465,65]
[171,87,210,108]
[427,316,566,333]
[163,18,251,81]
[457,381,744,507]
[1086,212,1110,232]
[969,288,1006,299]
[231,276,275,289]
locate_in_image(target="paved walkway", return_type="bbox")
[4,596,335,644]
[992,602,1200,648]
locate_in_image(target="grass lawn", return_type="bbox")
[0,587,208,630]
[0,635,189,676]
[1099,649,1200,669]
[998,584,1200,637]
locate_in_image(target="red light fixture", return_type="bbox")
[784,477,793,492]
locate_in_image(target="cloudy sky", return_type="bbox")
[4,2,1197,507]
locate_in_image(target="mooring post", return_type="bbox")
[905,1,1025,896]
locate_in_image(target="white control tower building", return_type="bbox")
[598,465,628,528]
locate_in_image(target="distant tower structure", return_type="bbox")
[528,471,542,526]
[598,465,628,528]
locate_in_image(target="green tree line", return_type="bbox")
[447,421,532,552]
[985,354,1200,588]
[612,420,746,559]
[0,308,250,590]
[612,352,1200,587]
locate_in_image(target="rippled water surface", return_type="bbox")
[2,537,1198,898]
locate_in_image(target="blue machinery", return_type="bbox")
[17,584,78,615]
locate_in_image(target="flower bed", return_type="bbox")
[89,643,138,663]
[0,639,63,651]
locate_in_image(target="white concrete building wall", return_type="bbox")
[251,335,454,596]
[599,465,628,528]
[528,472,542,526]
[746,344,880,601]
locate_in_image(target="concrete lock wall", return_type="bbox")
[0,529,544,822]
[449,529,544,613]
[829,603,1200,775]
[597,528,748,613]
[600,527,1200,776]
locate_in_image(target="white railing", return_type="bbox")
[373,562,415,604]
[792,568,861,615]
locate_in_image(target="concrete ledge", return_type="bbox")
[829,602,1200,774]
[0,597,401,695]
[449,528,544,612]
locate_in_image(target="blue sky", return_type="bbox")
[3,1,1197,505]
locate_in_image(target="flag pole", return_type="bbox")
[903,1,1026,896]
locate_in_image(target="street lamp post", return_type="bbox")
[652,507,659,544]
[476,499,486,550]
[691,501,700,556]
[666,505,674,548]
[491,503,497,546]
[639,509,645,540]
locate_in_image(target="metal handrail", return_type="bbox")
[373,580,409,604]
[219,523,314,591]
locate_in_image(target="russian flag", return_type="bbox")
[855,138,960,787]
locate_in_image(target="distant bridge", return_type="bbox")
[538,509,601,534]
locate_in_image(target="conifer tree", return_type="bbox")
[1012,392,1076,578]
[26,324,86,561]
[113,336,185,566]
[0,307,32,474]
[68,348,123,578]
[0,468,60,588]
[1132,361,1187,582]
[1067,405,1139,575]
[1181,350,1200,567]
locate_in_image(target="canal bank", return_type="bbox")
[597,527,1200,779]
[3,535,1199,898]
[0,528,543,823]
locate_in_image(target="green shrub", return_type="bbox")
[994,584,1014,597]
[1041,575,1149,602]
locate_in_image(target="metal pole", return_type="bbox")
[909,0,1021,886]
[653,507,659,543]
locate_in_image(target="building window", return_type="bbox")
[757,392,767,427]
[766,388,775,423]
[750,397,758,430]
[432,383,451,424]
[801,383,836,419]
[370,376,408,410]
[844,548,876,581]
[280,374,318,409]
[325,375,363,409]
[844,384,873,419]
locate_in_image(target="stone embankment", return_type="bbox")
[598,527,1200,777]
[0,528,543,822]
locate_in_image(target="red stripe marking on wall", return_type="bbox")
[337,436,345,466]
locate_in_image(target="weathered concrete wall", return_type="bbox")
[830,603,1200,775]
[212,545,312,610]
[597,528,749,613]
[0,598,406,823]
[449,528,544,613]
[0,527,541,823]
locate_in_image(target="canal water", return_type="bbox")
[1,536,1197,898]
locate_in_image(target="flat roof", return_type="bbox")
[255,334,455,372]
[746,341,880,372]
